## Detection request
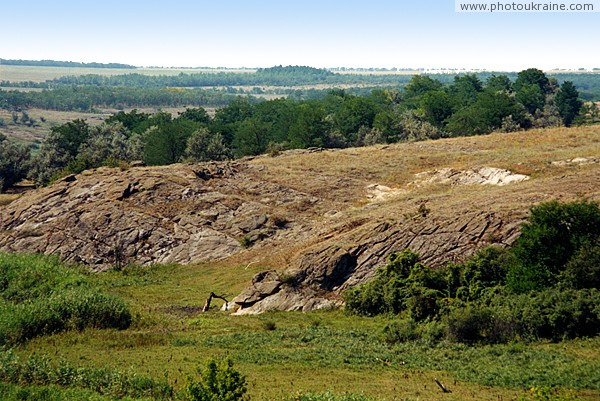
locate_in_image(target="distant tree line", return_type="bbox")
[0,68,593,190]
[1,64,599,99]
[0,86,240,112]
[0,59,136,69]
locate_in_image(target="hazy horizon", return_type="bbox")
[2,0,599,71]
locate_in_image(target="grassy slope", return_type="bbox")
[16,262,600,401]
[1,126,596,400]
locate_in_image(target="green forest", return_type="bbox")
[2,67,598,189]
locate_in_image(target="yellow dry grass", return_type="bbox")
[236,126,600,269]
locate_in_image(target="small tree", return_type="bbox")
[184,358,247,401]
[507,200,600,293]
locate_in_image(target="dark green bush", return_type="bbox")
[345,249,444,318]
[382,319,419,344]
[508,199,600,293]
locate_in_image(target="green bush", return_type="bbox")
[0,137,30,191]
[508,199,600,293]
[0,253,131,345]
[382,319,419,344]
[184,358,247,401]
[444,304,519,344]
[345,249,444,318]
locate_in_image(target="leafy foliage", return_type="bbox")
[346,200,600,344]
[507,199,600,293]
[184,358,247,401]
[0,135,30,191]
[555,81,583,126]
[0,350,172,400]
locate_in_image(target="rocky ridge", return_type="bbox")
[0,162,319,270]
[1,129,598,313]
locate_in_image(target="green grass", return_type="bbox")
[0,382,151,401]
[1,253,598,400]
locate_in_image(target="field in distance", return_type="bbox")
[0,65,256,83]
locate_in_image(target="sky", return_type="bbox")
[2,0,599,70]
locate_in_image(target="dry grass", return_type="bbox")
[235,126,600,269]
[0,108,111,144]
[0,65,255,83]
[0,194,20,207]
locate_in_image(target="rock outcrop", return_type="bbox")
[233,210,524,314]
[0,162,319,270]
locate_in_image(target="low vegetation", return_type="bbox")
[346,199,600,345]
[0,253,131,345]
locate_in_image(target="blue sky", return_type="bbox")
[2,0,598,70]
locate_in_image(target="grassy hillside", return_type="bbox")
[0,126,599,400]
[3,256,598,401]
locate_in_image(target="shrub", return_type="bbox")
[184,358,247,401]
[0,350,173,400]
[0,138,30,190]
[382,319,419,344]
[508,199,600,292]
[345,250,446,318]
[0,253,132,345]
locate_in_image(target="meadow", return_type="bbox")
[0,253,595,401]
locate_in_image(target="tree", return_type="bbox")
[516,83,546,114]
[105,109,151,133]
[47,119,90,158]
[330,94,378,145]
[185,128,231,162]
[555,81,583,126]
[232,118,271,157]
[448,74,483,107]
[28,119,90,185]
[420,90,453,127]
[143,119,200,165]
[486,74,513,93]
[507,200,600,293]
[404,75,444,100]
[515,68,550,94]
[178,107,211,124]
[212,97,254,145]
[0,136,30,191]
[287,101,327,149]
[77,123,142,167]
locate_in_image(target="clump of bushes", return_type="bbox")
[184,358,247,401]
[347,199,600,344]
[0,253,132,345]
